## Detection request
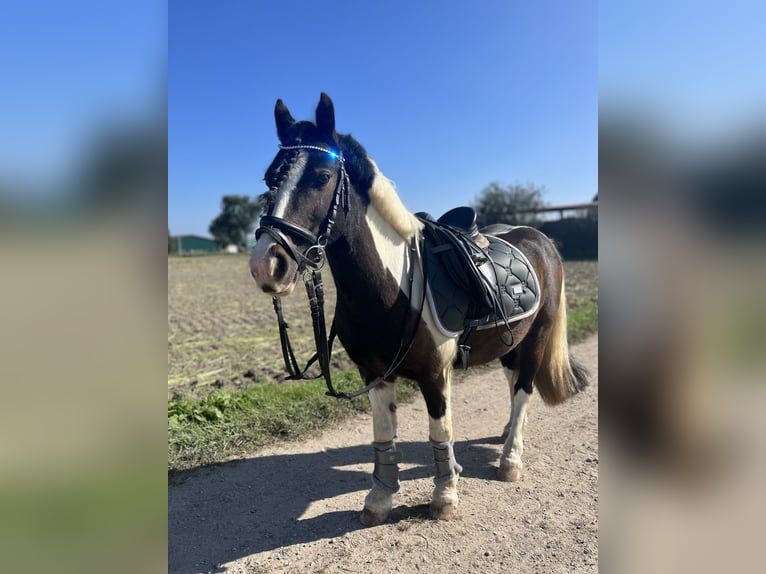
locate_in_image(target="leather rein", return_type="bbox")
[255,144,424,399]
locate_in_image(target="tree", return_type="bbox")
[209,195,261,251]
[473,182,548,227]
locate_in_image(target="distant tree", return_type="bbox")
[209,195,261,251]
[473,182,548,227]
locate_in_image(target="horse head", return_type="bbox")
[250,93,374,295]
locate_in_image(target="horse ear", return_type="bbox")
[274,99,296,143]
[315,92,336,139]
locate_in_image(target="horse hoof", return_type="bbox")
[360,507,389,527]
[497,465,523,482]
[430,501,458,521]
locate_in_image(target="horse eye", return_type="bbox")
[316,173,331,187]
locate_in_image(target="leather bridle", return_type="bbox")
[255,144,349,273]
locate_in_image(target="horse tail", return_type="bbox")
[534,277,589,405]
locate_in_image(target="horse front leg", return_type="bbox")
[360,379,401,526]
[425,365,462,520]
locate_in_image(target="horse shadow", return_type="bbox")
[168,436,502,573]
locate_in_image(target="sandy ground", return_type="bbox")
[169,334,598,573]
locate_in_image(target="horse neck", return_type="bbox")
[327,165,421,309]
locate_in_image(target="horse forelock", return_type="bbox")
[263,149,308,218]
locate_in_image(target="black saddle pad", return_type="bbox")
[419,217,540,336]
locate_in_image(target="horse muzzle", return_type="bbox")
[250,238,300,296]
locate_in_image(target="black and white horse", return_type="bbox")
[250,93,588,525]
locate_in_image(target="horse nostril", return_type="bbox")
[268,245,289,281]
[274,253,289,281]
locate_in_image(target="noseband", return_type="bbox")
[255,144,350,272]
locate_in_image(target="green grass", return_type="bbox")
[567,298,599,343]
[168,371,420,472]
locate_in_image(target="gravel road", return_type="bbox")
[169,334,598,573]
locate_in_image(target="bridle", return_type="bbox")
[255,144,350,273]
[254,143,425,399]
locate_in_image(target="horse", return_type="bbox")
[249,93,588,526]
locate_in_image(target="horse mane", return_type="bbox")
[368,160,422,240]
[338,133,421,241]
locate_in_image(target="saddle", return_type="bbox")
[416,207,540,366]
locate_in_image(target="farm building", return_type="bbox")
[169,235,220,255]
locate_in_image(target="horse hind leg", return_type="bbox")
[497,350,534,482]
[500,350,520,442]
[360,379,401,526]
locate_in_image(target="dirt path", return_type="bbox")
[169,334,598,573]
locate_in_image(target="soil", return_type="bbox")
[168,334,598,573]
[168,256,597,400]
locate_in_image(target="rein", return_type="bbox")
[256,144,425,399]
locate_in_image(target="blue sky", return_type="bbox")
[169,0,597,237]
[0,1,164,190]
[1,2,762,238]
[599,0,766,140]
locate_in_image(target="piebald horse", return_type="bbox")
[250,93,588,525]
